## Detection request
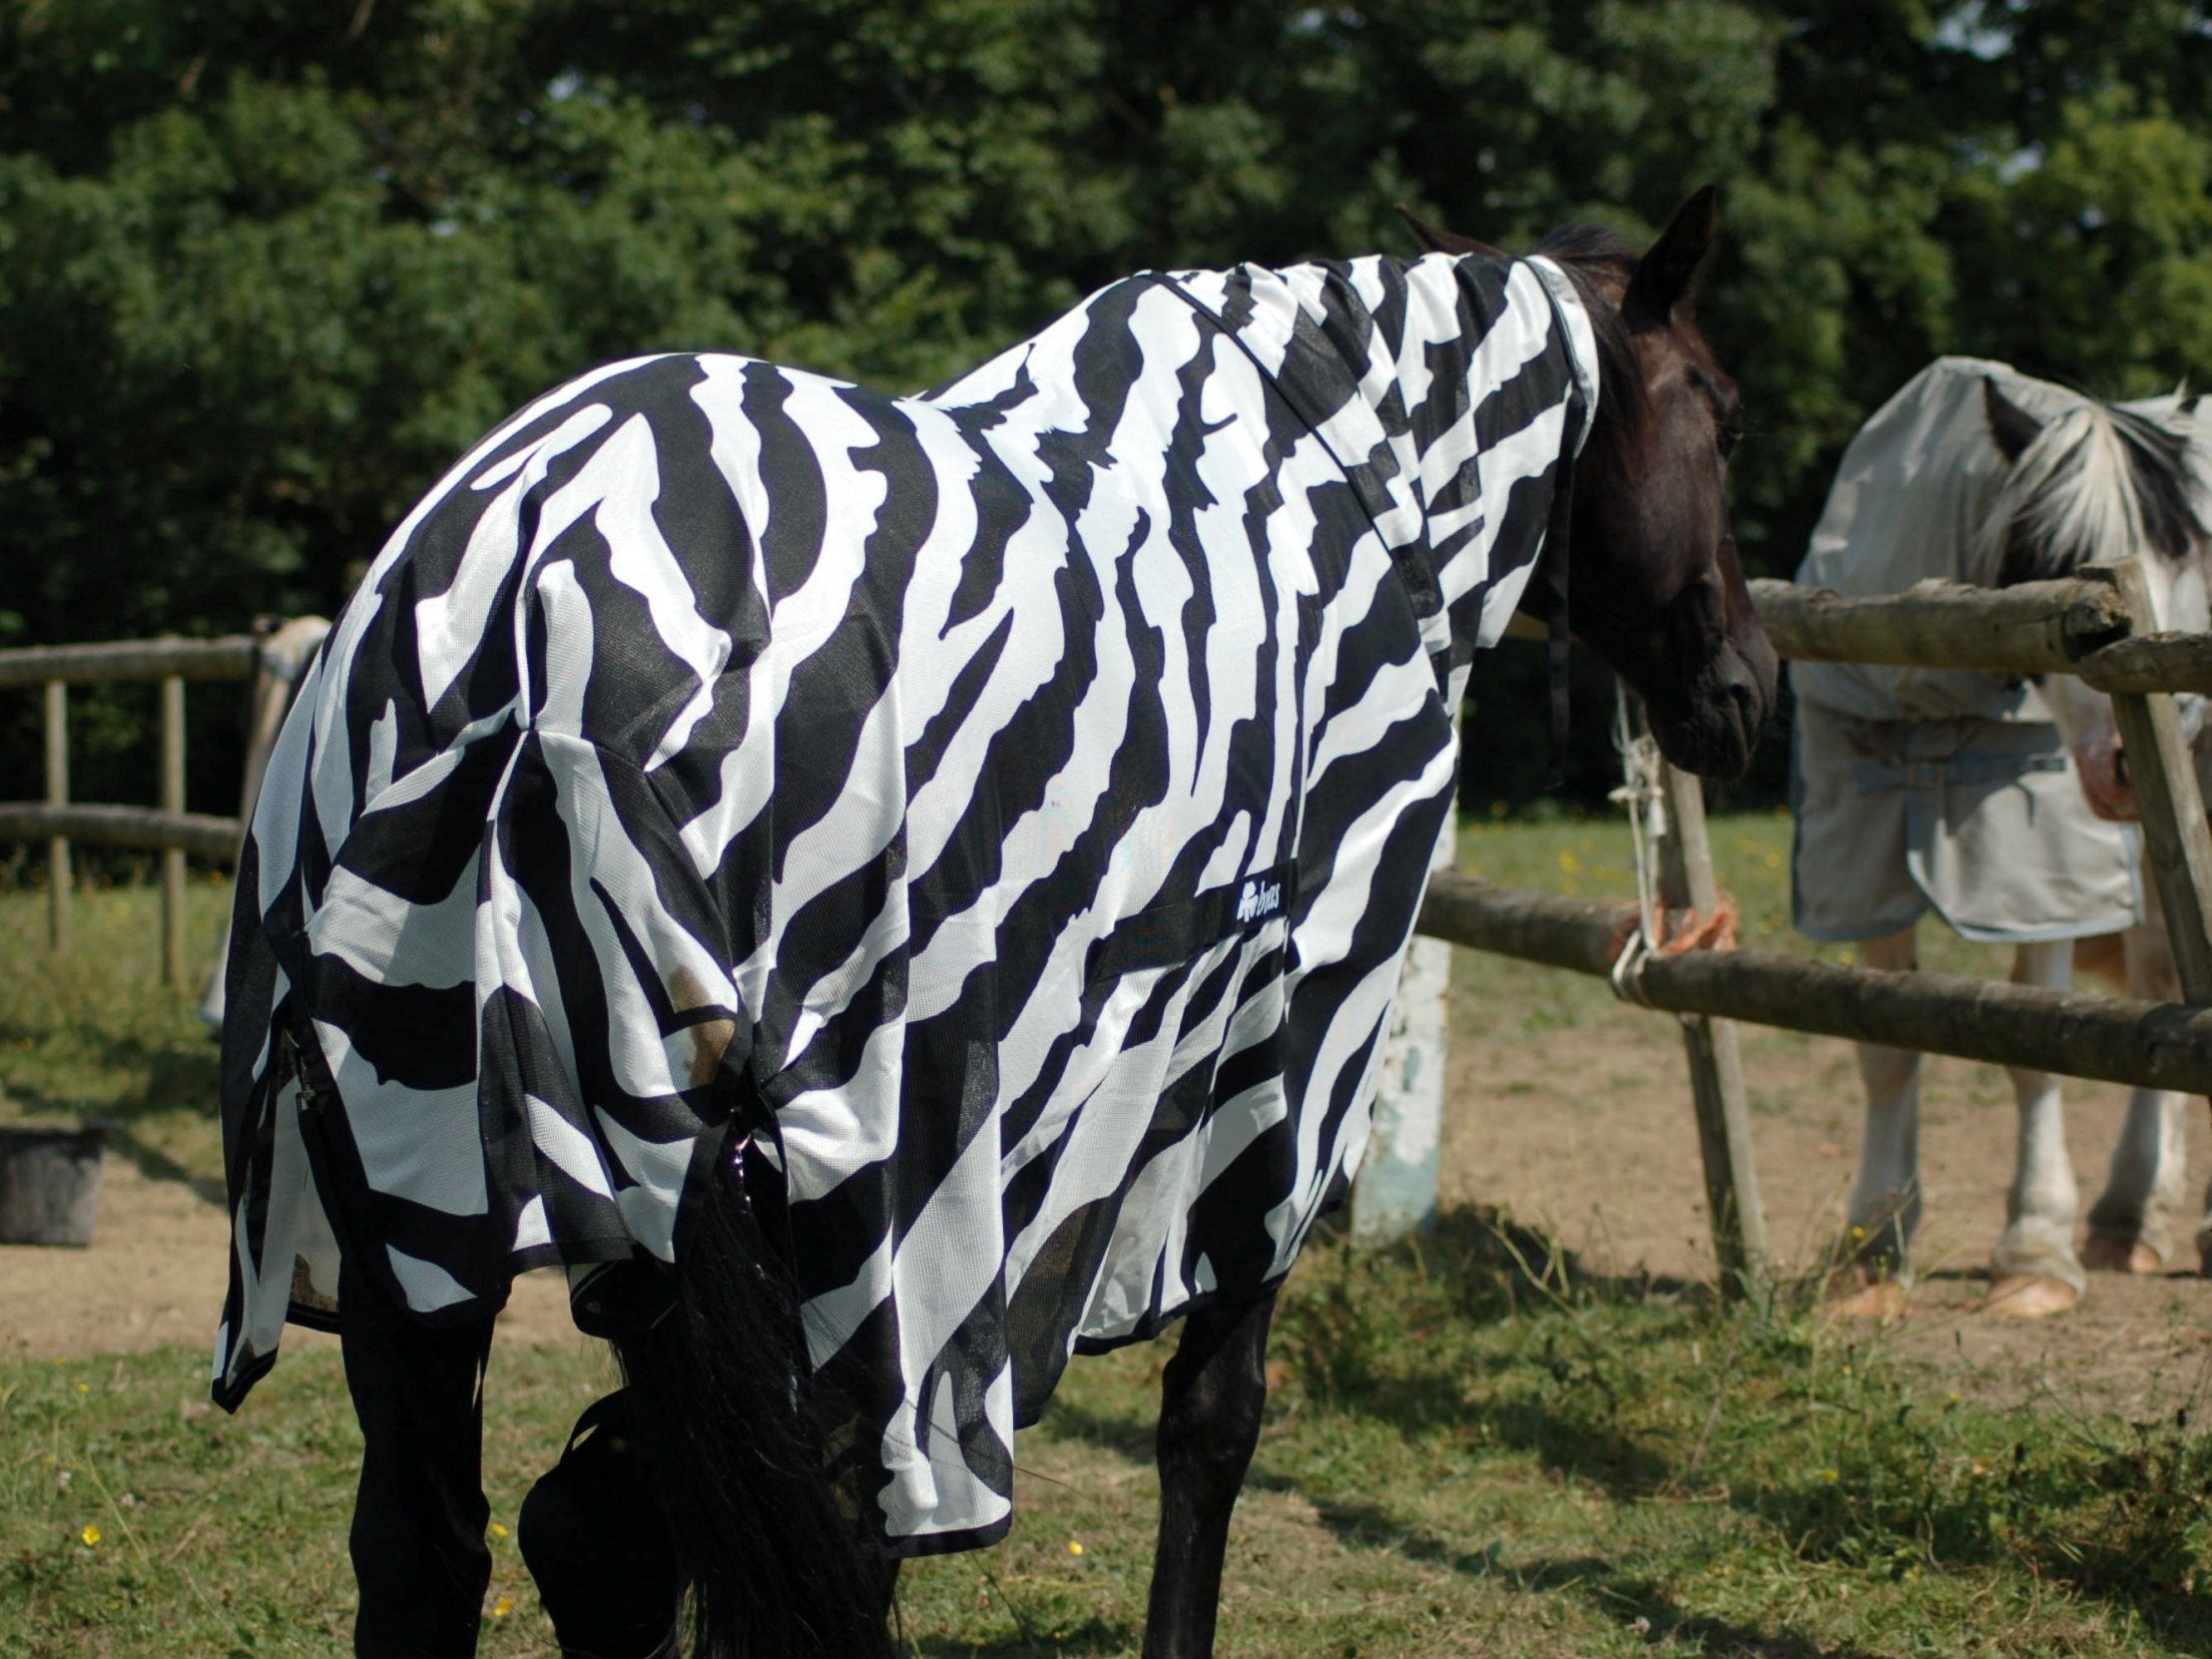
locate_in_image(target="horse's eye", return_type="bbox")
[1718,422,1742,460]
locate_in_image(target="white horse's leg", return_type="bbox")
[2085,923,2187,1272]
[1835,927,1921,1315]
[2086,1089,2188,1271]
[2197,1168,2212,1280]
[1987,938,2085,1316]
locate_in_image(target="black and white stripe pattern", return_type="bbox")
[214,251,1596,1552]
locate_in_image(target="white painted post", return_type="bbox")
[1352,822,1454,1247]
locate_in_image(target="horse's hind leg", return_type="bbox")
[519,1389,681,1658]
[2084,1087,2188,1273]
[1143,1288,1277,1659]
[337,1261,497,1659]
[2087,923,2188,1274]
[1987,939,2086,1317]
[1835,927,1923,1316]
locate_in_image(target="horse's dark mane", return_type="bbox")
[1988,392,2207,586]
[2106,403,2203,566]
[1532,223,1644,435]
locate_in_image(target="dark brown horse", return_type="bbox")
[1134,189,1770,1659]
[222,190,1771,1659]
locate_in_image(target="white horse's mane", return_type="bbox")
[1976,394,2207,586]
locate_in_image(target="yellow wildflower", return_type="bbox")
[488,1521,508,1539]
[80,1524,101,1547]
[1068,1540,1085,1557]
[491,1595,514,1619]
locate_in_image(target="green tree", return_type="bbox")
[7,0,2212,812]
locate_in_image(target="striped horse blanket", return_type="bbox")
[214,252,1598,1553]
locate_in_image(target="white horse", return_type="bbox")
[1792,357,2211,1318]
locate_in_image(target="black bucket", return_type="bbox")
[0,1124,109,1247]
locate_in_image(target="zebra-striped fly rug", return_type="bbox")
[214,251,1595,1554]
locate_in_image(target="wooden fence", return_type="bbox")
[0,623,324,988]
[1377,560,2212,1298]
[10,578,2212,1293]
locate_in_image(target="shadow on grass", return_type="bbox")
[1267,1490,1900,1658]
[1025,1397,1155,1466]
[908,1614,1130,1657]
[1555,1569,1896,1659]
[1249,1478,1519,1582]
[0,1044,226,1203]
[1277,1207,1694,1493]
[0,1024,221,1123]
[1272,1204,2212,1652]
[101,1122,227,1205]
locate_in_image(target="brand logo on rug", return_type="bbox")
[1236,872,1285,925]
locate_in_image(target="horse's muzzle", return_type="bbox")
[1648,635,1778,780]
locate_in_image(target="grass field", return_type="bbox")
[5,822,2212,1657]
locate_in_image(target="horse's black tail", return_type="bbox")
[610,1152,895,1659]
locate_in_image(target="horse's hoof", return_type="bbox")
[2081,1233,2163,1275]
[1825,1270,1908,1320]
[1982,1275,2079,1318]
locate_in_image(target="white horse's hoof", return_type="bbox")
[1825,1270,1909,1320]
[1982,1275,2079,1318]
[2081,1233,2163,1275]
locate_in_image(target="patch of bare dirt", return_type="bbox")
[0,1155,581,1364]
[12,947,2212,1421]
[1443,955,2212,1418]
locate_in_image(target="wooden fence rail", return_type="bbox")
[1749,573,2212,693]
[1366,563,2212,1290]
[0,804,241,861]
[0,636,259,690]
[1,633,263,987]
[1417,873,2212,1099]
[9,576,2212,1274]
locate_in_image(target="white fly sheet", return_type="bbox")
[1791,357,2146,943]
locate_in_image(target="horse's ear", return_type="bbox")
[1983,377,2044,463]
[1624,186,1719,321]
[1394,203,1505,260]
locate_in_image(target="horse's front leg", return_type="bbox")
[1988,938,2086,1316]
[1835,926,1923,1317]
[1143,1289,1276,1659]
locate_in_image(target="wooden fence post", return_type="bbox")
[44,679,70,952]
[161,673,187,989]
[1655,757,1771,1305]
[2103,560,2212,1005]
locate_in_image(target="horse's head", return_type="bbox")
[1411,190,1776,777]
[1978,376,2210,820]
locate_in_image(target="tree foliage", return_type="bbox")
[5,0,2212,806]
